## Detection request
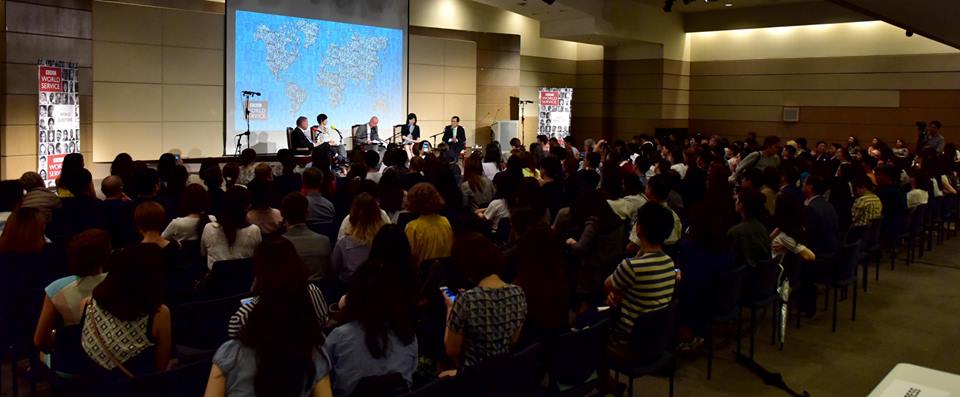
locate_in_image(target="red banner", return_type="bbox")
[539,90,560,106]
[39,66,62,92]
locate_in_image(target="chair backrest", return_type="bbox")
[352,372,409,396]
[108,357,213,397]
[172,292,250,350]
[286,127,294,150]
[710,265,746,318]
[205,258,255,298]
[627,302,677,364]
[742,259,782,303]
[546,318,610,387]
[393,124,404,142]
[864,218,883,250]
[51,324,95,375]
[911,204,926,233]
[459,342,544,397]
[397,377,461,397]
[834,241,862,282]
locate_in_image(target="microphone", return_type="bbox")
[236,131,250,136]
[242,91,261,96]
[520,100,534,104]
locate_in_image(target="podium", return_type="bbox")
[491,121,518,150]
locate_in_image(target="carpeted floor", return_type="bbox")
[6,238,960,396]
[630,237,960,396]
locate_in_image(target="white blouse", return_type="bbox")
[201,223,262,269]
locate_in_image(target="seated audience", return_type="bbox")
[245,179,284,235]
[604,202,677,356]
[227,238,328,339]
[80,246,171,377]
[19,171,60,222]
[461,152,494,210]
[49,168,103,244]
[562,189,626,303]
[771,194,816,262]
[34,229,111,351]
[162,183,213,242]
[510,220,571,346]
[445,233,526,368]
[282,192,332,279]
[851,176,883,227]
[99,175,136,248]
[303,167,337,233]
[404,183,454,267]
[201,186,262,269]
[208,239,332,397]
[0,179,24,231]
[333,193,385,284]
[324,228,419,396]
[907,170,931,209]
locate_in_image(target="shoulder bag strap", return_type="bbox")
[88,304,136,379]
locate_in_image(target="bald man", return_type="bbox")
[353,116,380,150]
[101,175,125,200]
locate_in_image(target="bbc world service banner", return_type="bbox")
[537,87,573,139]
[37,60,80,187]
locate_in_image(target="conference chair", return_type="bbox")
[889,206,915,270]
[737,259,782,361]
[457,343,544,397]
[98,357,213,397]
[705,265,746,380]
[171,292,250,353]
[197,258,255,299]
[545,318,610,396]
[48,324,96,394]
[397,377,461,397]
[816,241,861,332]
[352,372,409,396]
[286,127,294,151]
[859,219,883,292]
[4,287,46,397]
[906,204,927,264]
[608,303,677,397]
[392,124,404,143]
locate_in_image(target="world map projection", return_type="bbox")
[234,10,403,137]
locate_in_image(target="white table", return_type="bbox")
[869,363,960,397]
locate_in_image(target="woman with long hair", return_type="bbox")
[333,193,385,284]
[206,239,331,397]
[482,142,503,180]
[162,183,213,242]
[201,186,262,269]
[563,189,626,303]
[510,221,570,346]
[245,179,283,235]
[80,245,171,376]
[461,152,495,210]
[325,225,418,396]
[378,170,406,223]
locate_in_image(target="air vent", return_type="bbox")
[783,107,800,123]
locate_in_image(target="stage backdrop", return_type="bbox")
[38,60,81,187]
[226,0,408,155]
[537,87,572,139]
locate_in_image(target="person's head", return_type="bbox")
[895,138,905,149]
[296,116,308,129]
[177,184,209,228]
[301,167,324,192]
[404,182,444,215]
[453,232,505,283]
[795,137,807,150]
[101,175,124,199]
[633,202,674,247]
[929,120,942,135]
[540,155,562,181]
[851,175,874,196]
[19,172,45,191]
[816,141,827,154]
[241,237,324,397]
[202,163,224,191]
[63,168,94,198]
[316,113,327,126]
[585,151,601,169]
[254,163,273,182]
[134,201,166,237]
[68,229,111,277]
[220,186,251,246]
[407,113,417,125]
[364,150,380,170]
[738,167,763,190]
[774,194,804,238]
[762,135,782,155]
[92,243,164,321]
[0,207,44,254]
[344,225,417,358]
[239,149,257,167]
[450,115,460,127]
[62,152,84,173]
[735,188,767,220]
[348,193,385,244]
[762,167,781,190]
[247,179,273,211]
[369,116,379,127]
[281,192,308,226]
[133,166,160,198]
[645,173,671,202]
[509,137,522,150]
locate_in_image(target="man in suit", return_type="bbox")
[798,174,841,315]
[290,116,314,154]
[400,112,420,142]
[353,116,380,151]
[442,115,466,160]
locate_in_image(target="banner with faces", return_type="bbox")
[537,87,573,139]
[38,60,80,187]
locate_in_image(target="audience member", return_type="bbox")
[246,179,284,235]
[445,233,526,368]
[461,152,494,210]
[728,188,771,268]
[404,183,453,267]
[333,193,384,284]
[282,192,332,279]
[303,167,337,234]
[162,183,213,242]
[19,171,60,221]
[201,186,262,269]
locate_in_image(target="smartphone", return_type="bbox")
[240,297,254,305]
[439,286,457,302]
[422,142,430,152]
[597,306,611,312]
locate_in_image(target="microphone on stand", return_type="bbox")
[241,90,261,96]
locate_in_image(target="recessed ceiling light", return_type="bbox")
[724,3,733,6]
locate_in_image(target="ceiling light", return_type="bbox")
[724,3,733,6]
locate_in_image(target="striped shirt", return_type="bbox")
[609,251,676,347]
[851,191,883,227]
[227,284,328,338]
